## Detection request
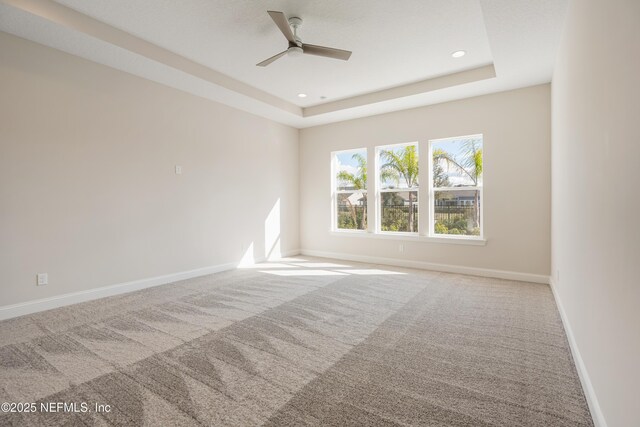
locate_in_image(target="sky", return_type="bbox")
[335,137,482,189]
[336,149,364,186]
[432,137,482,187]
[336,149,362,171]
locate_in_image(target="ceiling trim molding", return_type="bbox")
[0,0,565,129]
[302,64,496,117]
[1,0,302,116]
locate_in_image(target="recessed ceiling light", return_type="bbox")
[297,93,307,98]
[452,50,466,58]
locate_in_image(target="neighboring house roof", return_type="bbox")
[346,193,365,204]
[435,189,477,198]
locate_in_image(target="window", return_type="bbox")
[333,148,367,231]
[330,136,484,244]
[377,143,419,233]
[429,135,483,238]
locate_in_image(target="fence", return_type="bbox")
[338,204,477,231]
[380,204,418,231]
[337,205,366,229]
[433,205,476,222]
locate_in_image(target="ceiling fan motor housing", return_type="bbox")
[288,17,303,46]
[288,46,304,56]
[288,17,303,28]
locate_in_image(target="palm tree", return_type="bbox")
[431,149,451,188]
[380,146,419,232]
[336,153,367,229]
[433,139,483,227]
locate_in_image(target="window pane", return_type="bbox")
[433,190,480,236]
[337,191,367,230]
[380,191,418,232]
[432,137,482,188]
[378,144,419,190]
[336,149,367,191]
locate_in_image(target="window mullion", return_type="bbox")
[368,147,377,233]
[418,141,429,236]
[331,153,337,231]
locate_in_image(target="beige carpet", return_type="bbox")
[0,257,593,426]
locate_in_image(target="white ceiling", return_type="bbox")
[52,0,494,108]
[0,0,567,128]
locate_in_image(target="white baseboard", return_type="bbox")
[0,248,303,321]
[550,278,607,427]
[0,246,601,427]
[298,249,602,425]
[0,262,239,321]
[300,249,550,284]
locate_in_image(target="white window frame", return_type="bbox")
[329,137,486,246]
[427,134,484,241]
[375,142,420,235]
[331,148,368,233]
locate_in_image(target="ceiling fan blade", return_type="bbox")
[256,50,288,67]
[302,44,352,61]
[267,11,296,43]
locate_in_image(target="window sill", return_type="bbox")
[330,230,486,246]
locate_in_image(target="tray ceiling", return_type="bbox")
[0,0,567,128]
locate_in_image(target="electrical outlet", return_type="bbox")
[399,244,404,253]
[37,273,48,286]
[175,165,182,175]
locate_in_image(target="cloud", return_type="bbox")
[436,158,474,186]
[337,164,358,176]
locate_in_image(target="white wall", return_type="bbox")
[551,1,640,426]
[300,85,551,278]
[0,32,299,308]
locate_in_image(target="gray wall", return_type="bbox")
[0,32,299,307]
[551,1,640,426]
[300,84,551,277]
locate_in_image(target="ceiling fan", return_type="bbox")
[257,11,352,67]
